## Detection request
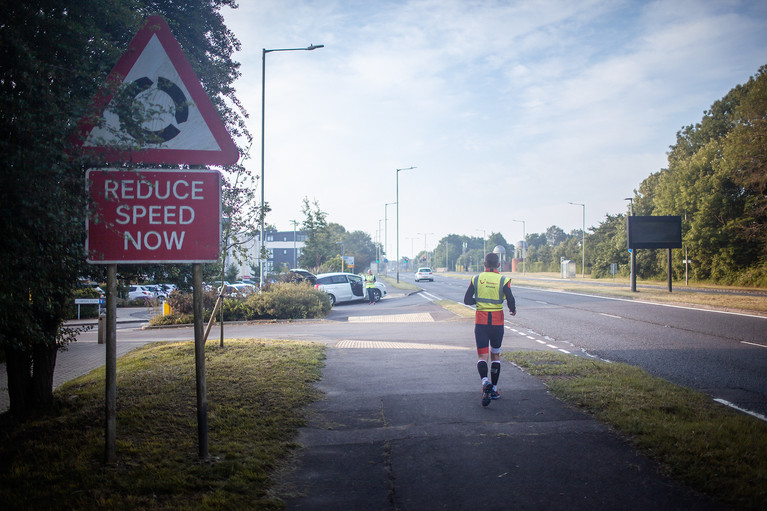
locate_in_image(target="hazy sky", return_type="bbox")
[221,0,767,258]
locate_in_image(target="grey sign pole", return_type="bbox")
[192,263,209,459]
[105,264,117,464]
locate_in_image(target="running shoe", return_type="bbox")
[481,381,493,407]
[490,388,501,400]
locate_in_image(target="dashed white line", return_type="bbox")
[741,341,767,349]
[599,313,622,319]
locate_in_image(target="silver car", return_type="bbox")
[314,272,386,306]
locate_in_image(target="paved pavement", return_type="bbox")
[0,301,724,509]
[0,307,156,413]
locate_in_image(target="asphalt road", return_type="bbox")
[413,273,767,419]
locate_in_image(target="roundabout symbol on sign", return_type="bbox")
[124,76,189,143]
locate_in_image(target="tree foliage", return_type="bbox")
[0,0,246,416]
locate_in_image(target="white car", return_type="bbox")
[414,267,434,282]
[128,285,153,301]
[314,272,387,306]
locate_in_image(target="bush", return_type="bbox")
[166,289,219,315]
[247,282,331,319]
[149,283,330,326]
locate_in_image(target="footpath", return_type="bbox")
[0,302,724,509]
[281,335,721,510]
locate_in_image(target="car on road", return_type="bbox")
[414,267,434,282]
[314,272,386,306]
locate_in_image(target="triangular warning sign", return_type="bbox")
[74,15,239,166]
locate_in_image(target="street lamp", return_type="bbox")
[476,229,486,257]
[290,219,299,268]
[568,202,585,278]
[625,197,636,292]
[260,43,323,288]
[417,232,433,266]
[396,166,416,282]
[385,201,396,274]
[512,219,526,275]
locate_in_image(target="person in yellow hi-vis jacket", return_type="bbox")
[365,269,377,304]
[463,252,516,407]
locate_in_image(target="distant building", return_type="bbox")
[225,229,307,281]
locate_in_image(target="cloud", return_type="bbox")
[221,0,767,251]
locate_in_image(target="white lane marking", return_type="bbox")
[714,398,767,423]
[421,291,442,301]
[535,300,548,304]
[559,349,571,354]
[599,313,622,319]
[741,341,767,349]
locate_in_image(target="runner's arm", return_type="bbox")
[464,282,476,305]
[504,284,516,315]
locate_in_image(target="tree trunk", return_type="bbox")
[4,340,59,417]
[31,341,58,410]
[4,345,32,417]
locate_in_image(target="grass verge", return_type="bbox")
[434,299,474,319]
[505,350,767,510]
[379,275,420,292]
[0,339,326,510]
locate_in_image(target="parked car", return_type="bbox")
[314,272,386,306]
[414,267,434,282]
[289,268,317,285]
[143,284,168,300]
[230,283,259,296]
[128,285,153,301]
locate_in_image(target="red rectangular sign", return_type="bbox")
[86,169,221,263]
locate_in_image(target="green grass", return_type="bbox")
[505,350,767,510]
[0,339,326,511]
[379,275,420,292]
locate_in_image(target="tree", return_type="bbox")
[299,197,335,269]
[0,1,245,416]
[545,226,568,247]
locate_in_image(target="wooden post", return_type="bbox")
[105,264,117,464]
[193,263,209,459]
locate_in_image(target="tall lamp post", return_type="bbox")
[568,202,585,278]
[624,197,636,292]
[290,219,299,268]
[476,229,486,256]
[396,166,416,282]
[385,201,396,274]
[512,219,526,275]
[260,43,323,287]
[417,232,433,266]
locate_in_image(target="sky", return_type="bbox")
[220,0,767,258]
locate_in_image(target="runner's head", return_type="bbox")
[484,252,500,269]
